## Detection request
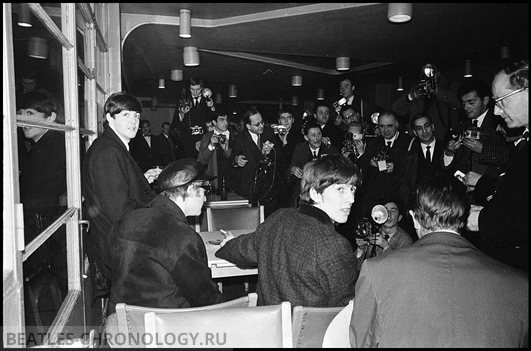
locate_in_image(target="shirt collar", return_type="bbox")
[384,131,399,146]
[473,110,488,127]
[215,129,230,137]
[421,139,436,151]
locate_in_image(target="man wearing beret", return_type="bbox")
[107,158,223,313]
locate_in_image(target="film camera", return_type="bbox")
[190,125,203,136]
[342,132,362,155]
[464,128,481,140]
[333,97,348,114]
[271,124,287,135]
[179,98,191,111]
[355,205,389,240]
[213,133,227,144]
[418,63,437,95]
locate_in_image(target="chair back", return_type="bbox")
[321,300,354,348]
[292,305,344,348]
[144,301,292,348]
[105,293,257,348]
[206,205,264,232]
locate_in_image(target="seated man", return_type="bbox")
[108,159,223,313]
[216,154,360,308]
[349,173,528,347]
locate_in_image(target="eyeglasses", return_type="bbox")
[494,87,526,109]
[249,121,264,127]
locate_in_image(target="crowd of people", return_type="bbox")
[17,58,528,347]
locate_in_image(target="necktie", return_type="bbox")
[313,150,318,159]
[384,234,390,241]
[472,119,478,127]
[194,97,199,106]
[256,134,261,149]
[425,145,431,164]
[387,141,392,148]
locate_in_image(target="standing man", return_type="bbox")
[314,101,343,152]
[333,78,362,116]
[82,92,161,297]
[230,107,281,216]
[170,76,216,159]
[350,173,528,348]
[217,154,360,307]
[130,119,163,173]
[108,159,222,313]
[467,59,529,272]
[156,121,180,167]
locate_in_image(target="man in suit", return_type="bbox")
[350,172,528,348]
[82,92,159,293]
[443,79,509,204]
[156,121,179,167]
[216,154,360,307]
[288,121,339,207]
[197,110,235,193]
[130,119,163,173]
[230,107,282,216]
[332,78,362,118]
[467,59,529,273]
[314,100,344,152]
[170,76,216,159]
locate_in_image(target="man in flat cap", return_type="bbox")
[107,158,223,313]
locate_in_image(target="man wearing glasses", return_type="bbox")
[230,107,282,216]
[466,59,528,273]
[107,159,222,313]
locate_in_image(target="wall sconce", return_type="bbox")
[397,76,404,91]
[464,60,472,78]
[183,46,199,66]
[158,78,165,89]
[229,85,237,98]
[215,92,223,104]
[151,97,158,111]
[179,9,191,38]
[18,3,32,27]
[291,96,298,106]
[336,57,350,71]
[387,3,412,23]
[28,37,48,59]
[171,69,183,81]
[317,88,325,101]
[501,46,510,60]
[291,75,302,87]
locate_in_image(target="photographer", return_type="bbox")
[392,63,461,142]
[341,121,366,163]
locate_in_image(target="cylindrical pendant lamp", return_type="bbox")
[18,3,32,27]
[291,75,303,86]
[336,57,350,71]
[388,3,412,23]
[464,60,472,78]
[171,69,183,81]
[183,47,200,66]
[291,96,299,106]
[28,37,48,59]
[159,78,165,89]
[229,85,237,98]
[397,76,404,91]
[317,88,325,101]
[179,9,191,38]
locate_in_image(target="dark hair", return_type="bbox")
[340,105,357,115]
[300,154,361,204]
[313,101,331,114]
[303,121,322,136]
[242,107,260,125]
[140,119,150,127]
[457,79,492,101]
[411,172,469,232]
[410,113,432,130]
[346,121,363,132]
[504,59,529,89]
[208,109,228,123]
[189,76,203,87]
[104,92,142,118]
[378,110,399,123]
[17,89,65,124]
[161,121,171,128]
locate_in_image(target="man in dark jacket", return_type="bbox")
[108,159,223,313]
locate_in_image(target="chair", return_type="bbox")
[206,205,264,232]
[144,301,292,348]
[105,293,258,348]
[321,300,354,348]
[291,305,344,348]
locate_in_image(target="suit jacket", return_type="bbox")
[197,130,234,190]
[108,195,223,313]
[350,231,529,348]
[320,121,344,152]
[82,125,155,278]
[155,132,176,166]
[129,132,164,173]
[276,127,305,181]
[444,110,509,178]
[478,140,528,271]
[359,131,414,178]
[229,127,281,200]
[216,203,358,307]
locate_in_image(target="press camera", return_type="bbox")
[213,133,227,144]
[419,63,437,95]
[271,124,287,135]
[190,125,203,135]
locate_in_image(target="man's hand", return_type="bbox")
[464,171,482,187]
[462,138,483,154]
[144,167,163,184]
[219,229,235,248]
[445,138,463,155]
[467,205,483,232]
[290,166,303,179]
[236,155,248,167]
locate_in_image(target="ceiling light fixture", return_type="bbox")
[464,59,472,78]
[229,85,237,98]
[397,76,404,91]
[28,37,48,59]
[387,3,412,23]
[291,75,302,86]
[171,69,183,81]
[336,57,350,71]
[18,3,32,27]
[179,9,191,39]
[159,78,165,89]
[291,96,298,106]
[215,92,223,104]
[317,88,325,101]
[501,46,510,60]
[183,46,199,66]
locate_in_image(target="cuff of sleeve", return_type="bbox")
[208,144,215,151]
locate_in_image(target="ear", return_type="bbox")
[46,112,57,123]
[409,210,420,228]
[482,95,490,106]
[309,188,321,204]
[105,113,114,126]
[304,135,309,142]
[412,129,418,138]
[351,85,356,92]
[398,213,403,222]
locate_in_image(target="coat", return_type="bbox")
[350,231,529,348]
[216,203,359,307]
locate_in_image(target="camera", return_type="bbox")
[213,133,227,144]
[302,110,314,120]
[419,63,436,95]
[333,97,347,114]
[464,129,481,140]
[179,98,191,111]
[446,128,463,142]
[271,124,287,135]
[190,125,203,135]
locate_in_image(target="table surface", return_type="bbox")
[205,192,249,208]
[199,229,257,279]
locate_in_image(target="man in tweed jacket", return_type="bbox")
[216,154,360,307]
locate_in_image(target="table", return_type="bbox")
[205,192,249,208]
[199,229,258,279]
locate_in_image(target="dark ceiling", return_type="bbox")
[120,3,529,106]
